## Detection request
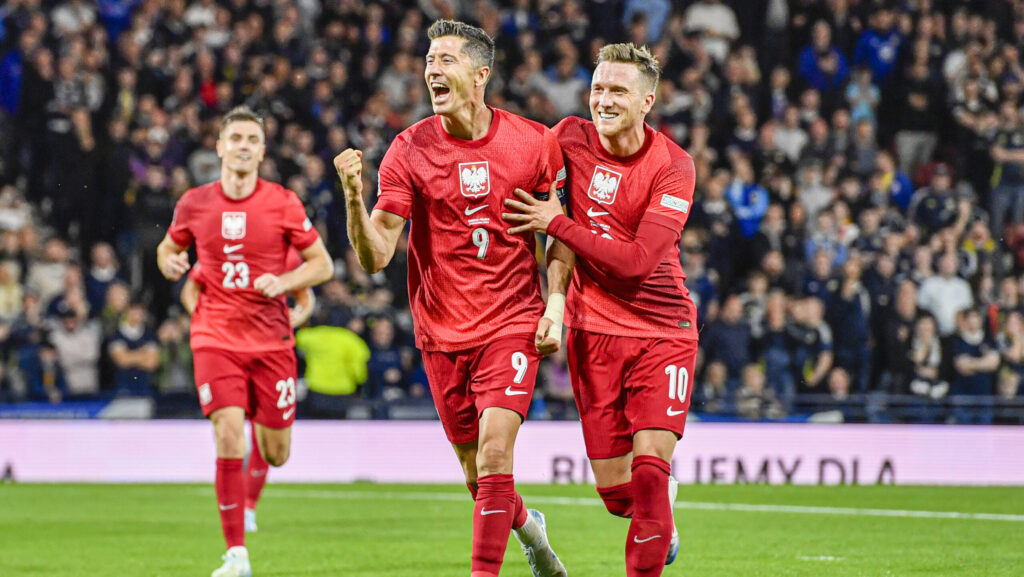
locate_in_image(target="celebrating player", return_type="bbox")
[503,44,698,577]
[157,106,333,577]
[334,20,567,577]
[181,248,315,534]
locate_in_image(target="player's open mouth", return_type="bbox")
[597,112,618,120]
[430,82,450,102]
[237,153,252,161]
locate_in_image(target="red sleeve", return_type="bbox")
[374,136,414,219]
[188,261,204,284]
[547,215,679,284]
[283,191,320,251]
[643,153,696,233]
[167,191,195,247]
[534,128,567,204]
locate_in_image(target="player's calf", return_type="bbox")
[626,456,674,577]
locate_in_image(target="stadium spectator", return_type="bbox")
[366,317,404,401]
[790,297,834,394]
[951,308,1000,424]
[917,251,974,337]
[799,21,849,99]
[852,5,902,87]
[877,280,918,394]
[734,364,785,420]
[107,300,160,397]
[47,302,102,399]
[989,101,1024,240]
[84,243,121,316]
[703,294,750,387]
[683,0,739,64]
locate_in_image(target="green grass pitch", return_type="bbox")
[2,483,1022,576]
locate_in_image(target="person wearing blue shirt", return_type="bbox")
[853,7,902,86]
[877,151,914,211]
[725,157,769,238]
[798,21,850,95]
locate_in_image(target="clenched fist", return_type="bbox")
[334,148,364,198]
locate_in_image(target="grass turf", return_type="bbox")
[1,483,1022,576]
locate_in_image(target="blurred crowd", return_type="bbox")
[2,0,1024,423]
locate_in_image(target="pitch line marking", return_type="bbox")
[185,488,1024,523]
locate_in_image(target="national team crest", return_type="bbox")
[588,166,622,205]
[459,161,490,198]
[221,212,246,240]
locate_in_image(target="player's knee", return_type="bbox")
[475,442,512,475]
[214,426,246,457]
[263,444,290,467]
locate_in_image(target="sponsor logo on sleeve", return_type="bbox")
[199,383,212,405]
[459,161,491,198]
[587,166,622,205]
[221,212,247,240]
[303,217,312,231]
[660,194,690,213]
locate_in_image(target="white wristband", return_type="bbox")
[543,293,566,342]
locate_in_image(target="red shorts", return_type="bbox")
[422,333,540,445]
[193,347,298,429]
[567,329,698,460]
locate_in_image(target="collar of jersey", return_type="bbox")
[587,121,656,165]
[435,106,502,148]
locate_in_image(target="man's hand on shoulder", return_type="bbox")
[254,273,287,298]
[160,251,191,281]
[334,148,364,198]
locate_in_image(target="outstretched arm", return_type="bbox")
[503,189,678,284]
[334,148,407,274]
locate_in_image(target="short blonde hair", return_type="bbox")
[596,43,660,91]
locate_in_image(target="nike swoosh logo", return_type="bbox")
[504,386,528,396]
[219,503,239,511]
[587,207,609,217]
[634,535,662,544]
[282,407,296,420]
[465,204,489,216]
[480,509,507,516]
[223,244,244,253]
[666,407,687,417]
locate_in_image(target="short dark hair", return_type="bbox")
[427,19,494,69]
[220,105,265,136]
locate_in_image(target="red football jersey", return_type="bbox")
[168,179,320,352]
[554,116,698,340]
[376,108,565,351]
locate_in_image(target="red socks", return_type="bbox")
[471,474,522,577]
[215,457,245,548]
[626,456,673,577]
[598,481,635,518]
[245,425,269,510]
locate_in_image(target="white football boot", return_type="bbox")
[211,546,252,577]
[513,509,568,577]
